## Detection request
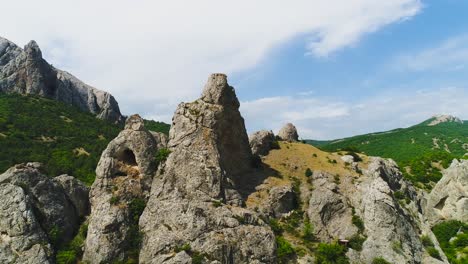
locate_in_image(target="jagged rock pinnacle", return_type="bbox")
[201,73,240,107]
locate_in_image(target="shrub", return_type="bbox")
[109,195,119,205]
[312,153,318,157]
[305,168,313,177]
[348,234,366,251]
[56,250,77,264]
[48,225,62,247]
[392,241,403,254]
[371,257,391,264]
[352,214,364,233]
[302,219,314,242]
[421,235,434,247]
[316,243,349,264]
[155,148,171,166]
[271,140,280,149]
[212,200,222,207]
[394,191,405,200]
[276,236,295,264]
[269,219,283,235]
[175,243,191,253]
[427,247,441,260]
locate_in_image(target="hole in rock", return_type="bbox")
[116,149,137,166]
[435,196,448,210]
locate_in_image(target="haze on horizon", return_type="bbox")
[1,0,467,140]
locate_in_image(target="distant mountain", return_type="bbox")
[0,36,123,123]
[308,115,468,187]
[0,93,169,185]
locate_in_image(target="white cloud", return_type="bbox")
[392,34,468,72]
[0,0,421,121]
[240,87,468,139]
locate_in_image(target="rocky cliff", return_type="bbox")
[0,36,123,123]
[138,74,276,263]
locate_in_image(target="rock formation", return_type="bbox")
[0,36,123,123]
[139,74,276,263]
[278,123,299,142]
[249,130,277,156]
[425,159,467,226]
[0,163,89,264]
[150,131,168,149]
[83,114,158,263]
[428,114,464,126]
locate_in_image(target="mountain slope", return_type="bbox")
[308,116,468,187]
[0,36,123,123]
[0,94,169,185]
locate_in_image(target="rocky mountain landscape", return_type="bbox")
[0,37,467,264]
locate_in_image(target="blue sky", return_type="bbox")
[1,0,467,139]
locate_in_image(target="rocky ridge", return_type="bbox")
[0,36,123,123]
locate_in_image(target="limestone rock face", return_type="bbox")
[150,131,168,149]
[0,36,123,123]
[425,159,468,226]
[139,74,276,263]
[307,172,358,241]
[0,163,90,264]
[356,158,423,264]
[278,123,299,142]
[53,174,90,218]
[249,130,276,156]
[83,114,157,263]
[0,183,52,264]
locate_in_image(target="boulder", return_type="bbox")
[0,162,90,263]
[0,36,123,123]
[278,123,299,142]
[150,131,168,149]
[83,114,158,263]
[425,159,467,226]
[139,74,276,263]
[249,130,276,156]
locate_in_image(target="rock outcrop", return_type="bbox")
[139,74,276,263]
[425,159,468,226]
[278,123,299,142]
[150,131,168,149]
[428,114,464,126]
[0,163,89,264]
[249,130,277,156]
[0,36,123,123]
[83,114,158,263]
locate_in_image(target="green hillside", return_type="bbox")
[310,117,468,188]
[0,94,170,185]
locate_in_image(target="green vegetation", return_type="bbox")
[315,243,349,264]
[351,209,364,234]
[371,257,392,264]
[305,168,313,177]
[310,118,468,186]
[0,94,170,185]
[155,148,171,166]
[48,225,62,247]
[144,119,170,135]
[432,220,468,264]
[302,218,314,242]
[123,198,147,262]
[348,234,366,251]
[55,222,88,264]
[276,236,296,264]
[174,243,206,264]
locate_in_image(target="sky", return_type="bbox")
[1,0,467,139]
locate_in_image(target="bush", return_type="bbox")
[427,246,441,260]
[348,234,366,251]
[371,257,391,264]
[352,215,364,233]
[276,236,295,264]
[271,140,280,149]
[302,219,314,242]
[421,235,434,247]
[305,168,313,177]
[269,218,283,235]
[56,250,77,264]
[155,148,171,166]
[345,151,362,162]
[109,195,119,205]
[316,243,349,264]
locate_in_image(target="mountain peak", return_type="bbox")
[427,114,463,126]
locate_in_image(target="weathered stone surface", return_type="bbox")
[0,36,123,123]
[425,159,468,226]
[139,74,276,263]
[355,158,423,264]
[307,172,358,241]
[0,163,82,243]
[278,123,299,142]
[249,180,297,218]
[249,130,276,156]
[83,114,157,263]
[53,174,90,218]
[0,183,52,264]
[0,162,89,263]
[150,131,168,149]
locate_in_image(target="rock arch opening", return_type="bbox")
[116,149,137,166]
